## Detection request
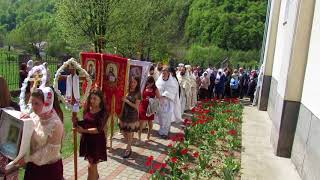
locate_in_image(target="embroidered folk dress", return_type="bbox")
[24,111,64,180]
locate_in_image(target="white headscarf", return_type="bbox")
[178,63,185,67]
[216,69,223,80]
[38,87,54,114]
[27,60,33,72]
[200,71,208,79]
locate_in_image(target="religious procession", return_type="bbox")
[0,53,261,180]
[2,0,314,180]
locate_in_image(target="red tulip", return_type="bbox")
[228,129,237,136]
[168,143,173,148]
[171,157,178,163]
[154,163,162,170]
[149,169,155,174]
[193,152,199,158]
[145,160,152,167]
[162,163,167,168]
[183,119,192,126]
[147,156,154,161]
[181,148,188,155]
[210,130,216,135]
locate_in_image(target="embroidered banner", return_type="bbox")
[80,52,102,89]
[102,54,129,116]
[129,60,152,92]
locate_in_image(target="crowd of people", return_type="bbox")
[1,61,262,180]
[171,63,261,105]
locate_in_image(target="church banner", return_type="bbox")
[129,60,152,92]
[102,54,129,116]
[80,52,102,89]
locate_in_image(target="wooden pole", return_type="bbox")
[70,68,78,180]
[72,112,78,180]
[110,95,115,149]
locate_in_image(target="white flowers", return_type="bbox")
[53,58,92,111]
[19,64,48,113]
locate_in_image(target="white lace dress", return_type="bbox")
[25,111,64,165]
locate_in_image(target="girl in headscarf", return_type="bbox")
[19,87,64,180]
[199,72,210,100]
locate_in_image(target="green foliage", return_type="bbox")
[0,0,267,64]
[107,0,188,60]
[186,44,228,66]
[56,0,119,53]
[9,13,53,52]
[186,44,260,68]
[185,0,267,51]
[0,0,69,56]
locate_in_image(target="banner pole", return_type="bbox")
[72,112,78,180]
[110,95,115,149]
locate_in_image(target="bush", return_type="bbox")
[185,44,260,68]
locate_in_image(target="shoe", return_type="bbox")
[161,135,168,139]
[123,149,132,158]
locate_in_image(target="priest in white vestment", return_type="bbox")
[185,65,197,108]
[177,66,192,113]
[155,67,181,138]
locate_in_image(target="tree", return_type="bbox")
[184,0,267,51]
[9,13,53,58]
[57,0,119,53]
[186,44,228,66]
[107,0,189,60]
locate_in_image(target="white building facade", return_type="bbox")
[258,0,320,179]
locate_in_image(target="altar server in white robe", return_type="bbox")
[177,66,192,112]
[148,66,159,81]
[155,67,181,138]
[185,65,197,108]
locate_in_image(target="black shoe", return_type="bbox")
[161,135,168,139]
[123,149,132,158]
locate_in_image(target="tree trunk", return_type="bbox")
[94,40,98,53]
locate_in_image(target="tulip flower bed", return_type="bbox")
[147,98,243,179]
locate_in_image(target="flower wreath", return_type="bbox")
[19,64,48,113]
[53,58,92,111]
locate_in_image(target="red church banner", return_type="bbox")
[102,54,129,116]
[80,52,102,89]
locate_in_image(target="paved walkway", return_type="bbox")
[241,106,301,180]
[63,106,303,180]
[63,123,182,180]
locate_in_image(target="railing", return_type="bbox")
[0,52,61,91]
